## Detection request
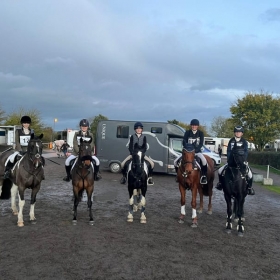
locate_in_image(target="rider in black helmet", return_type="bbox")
[174,118,208,184]
[62,119,101,182]
[215,126,255,195]
[120,121,155,185]
[3,115,35,179]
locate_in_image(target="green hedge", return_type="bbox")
[248,151,280,169]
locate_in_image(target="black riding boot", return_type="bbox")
[120,167,127,184]
[94,165,102,181]
[215,174,223,190]
[3,160,14,179]
[63,165,72,182]
[247,177,255,195]
[200,165,207,184]
[148,168,154,185]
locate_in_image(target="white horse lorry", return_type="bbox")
[0,125,21,152]
[95,120,221,174]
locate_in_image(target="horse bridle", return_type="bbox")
[179,148,196,177]
[27,140,44,168]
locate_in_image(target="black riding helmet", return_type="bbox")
[21,115,31,124]
[79,119,89,127]
[134,122,143,130]
[234,126,244,133]
[190,119,199,126]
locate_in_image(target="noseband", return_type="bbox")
[27,140,43,168]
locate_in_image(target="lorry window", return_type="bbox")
[151,127,162,133]
[172,139,183,153]
[117,125,129,138]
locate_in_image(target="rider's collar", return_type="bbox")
[192,130,197,134]
[136,133,142,137]
[235,136,241,141]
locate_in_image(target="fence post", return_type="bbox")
[266,165,269,179]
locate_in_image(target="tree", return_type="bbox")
[89,114,108,138]
[230,91,280,151]
[0,104,6,124]
[4,108,46,136]
[210,116,234,137]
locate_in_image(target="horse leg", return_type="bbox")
[87,187,94,225]
[133,189,139,212]
[127,188,134,222]
[224,194,233,234]
[236,198,245,237]
[17,189,25,227]
[233,198,245,222]
[178,184,186,224]
[72,188,80,225]
[11,183,18,215]
[29,185,40,224]
[190,187,198,228]
[207,185,213,215]
[139,186,147,224]
[197,186,203,214]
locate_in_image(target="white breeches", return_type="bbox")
[121,155,154,169]
[65,155,100,166]
[218,164,252,178]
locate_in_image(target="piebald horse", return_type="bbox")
[0,134,44,227]
[127,144,148,223]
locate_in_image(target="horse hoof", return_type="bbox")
[207,210,213,215]
[191,223,198,228]
[89,221,94,226]
[238,232,244,237]
[226,229,232,234]
[178,219,184,224]
[127,218,133,222]
[17,222,24,227]
[197,209,203,214]
[140,219,146,224]
[72,220,77,225]
[12,211,18,216]
[30,220,37,225]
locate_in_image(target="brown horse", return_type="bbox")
[71,138,95,225]
[0,134,44,227]
[177,143,214,227]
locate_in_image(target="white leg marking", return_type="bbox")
[181,205,186,215]
[192,208,197,219]
[11,184,18,215]
[17,194,25,227]
[30,202,36,221]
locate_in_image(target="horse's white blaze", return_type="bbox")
[192,208,197,219]
[11,184,18,214]
[181,205,186,215]
[29,203,36,220]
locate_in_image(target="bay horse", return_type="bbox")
[127,144,148,223]
[71,138,94,225]
[221,142,248,236]
[177,142,214,227]
[0,134,44,227]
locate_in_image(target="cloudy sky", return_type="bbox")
[1,0,280,132]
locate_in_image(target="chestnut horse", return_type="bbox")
[177,142,214,227]
[71,138,95,225]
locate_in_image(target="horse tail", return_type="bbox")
[0,179,12,199]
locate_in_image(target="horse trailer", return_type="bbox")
[95,120,185,174]
[95,120,221,174]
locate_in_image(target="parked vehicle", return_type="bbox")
[95,120,221,174]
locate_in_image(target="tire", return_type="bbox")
[109,162,121,173]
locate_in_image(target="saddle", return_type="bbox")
[128,160,149,176]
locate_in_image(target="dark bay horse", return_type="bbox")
[177,143,215,227]
[0,134,44,227]
[221,143,248,236]
[71,138,94,225]
[127,144,148,223]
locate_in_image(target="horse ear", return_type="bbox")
[39,133,43,139]
[31,133,35,139]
